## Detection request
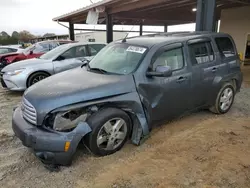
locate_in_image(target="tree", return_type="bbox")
[19,30,34,42]
[0,31,10,39]
[43,33,56,38]
[11,31,19,38]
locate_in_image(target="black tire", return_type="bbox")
[209,82,235,114]
[27,72,50,87]
[85,108,132,156]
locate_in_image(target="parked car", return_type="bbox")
[0,42,106,91]
[12,32,242,166]
[0,40,73,70]
[0,45,24,55]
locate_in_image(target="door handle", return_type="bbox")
[176,77,187,83]
[212,67,218,73]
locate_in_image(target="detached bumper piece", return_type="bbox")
[12,107,92,168]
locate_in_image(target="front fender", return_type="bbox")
[51,92,150,145]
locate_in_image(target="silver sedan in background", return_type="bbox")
[0,42,106,91]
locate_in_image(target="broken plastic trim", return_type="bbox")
[49,105,99,132]
[53,111,89,131]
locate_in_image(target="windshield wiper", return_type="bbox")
[85,63,107,74]
[88,67,107,74]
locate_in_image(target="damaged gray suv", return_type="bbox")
[12,32,242,166]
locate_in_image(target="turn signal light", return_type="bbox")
[64,141,71,152]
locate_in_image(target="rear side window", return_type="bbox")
[189,42,214,65]
[215,37,236,58]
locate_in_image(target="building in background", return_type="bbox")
[75,31,127,43]
[220,6,250,61]
[32,31,127,43]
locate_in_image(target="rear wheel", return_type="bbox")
[209,83,235,114]
[27,72,50,88]
[86,108,131,156]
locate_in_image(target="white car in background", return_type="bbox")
[0,42,106,91]
[0,45,24,55]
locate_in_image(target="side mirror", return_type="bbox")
[81,58,90,65]
[146,65,172,77]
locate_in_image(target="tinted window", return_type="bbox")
[61,45,87,59]
[153,48,184,71]
[189,42,214,65]
[215,37,235,58]
[89,44,106,56]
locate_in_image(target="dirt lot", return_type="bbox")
[1,67,250,188]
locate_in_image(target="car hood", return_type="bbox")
[24,68,136,122]
[2,58,50,72]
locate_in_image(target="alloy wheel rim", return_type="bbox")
[97,118,128,151]
[32,75,46,85]
[220,87,233,111]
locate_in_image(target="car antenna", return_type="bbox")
[122,20,140,43]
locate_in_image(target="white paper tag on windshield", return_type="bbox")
[126,46,146,54]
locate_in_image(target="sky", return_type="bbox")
[0,0,195,36]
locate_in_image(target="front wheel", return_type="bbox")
[210,83,235,114]
[27,72,50,88]
[86,108,131,156]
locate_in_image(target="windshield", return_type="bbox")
[23,44,35,55]
[39,44,70,60]
[89,43,147,75]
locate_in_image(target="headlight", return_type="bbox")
[46,109,89,132]
[6,69,25,76]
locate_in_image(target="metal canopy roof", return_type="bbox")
[53,0,250,26]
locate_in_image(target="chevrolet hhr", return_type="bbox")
[12,32,243,166]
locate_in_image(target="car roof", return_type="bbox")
[117,32,231,48]
[63,42,107,48]
[0,45,21,49]
[37,40,72,44]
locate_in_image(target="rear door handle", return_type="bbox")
[176,77,187,83]
[212,67,218,73]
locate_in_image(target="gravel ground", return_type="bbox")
[0,67,250,188]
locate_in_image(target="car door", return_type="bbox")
[187,38,218,107]
[137,43,192,125]
[53,45,88,73]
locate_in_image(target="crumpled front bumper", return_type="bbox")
[12,107,92,166]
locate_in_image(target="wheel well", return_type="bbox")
[26,71,51,87]
[97,104,139,138]
[231,79,238,92]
